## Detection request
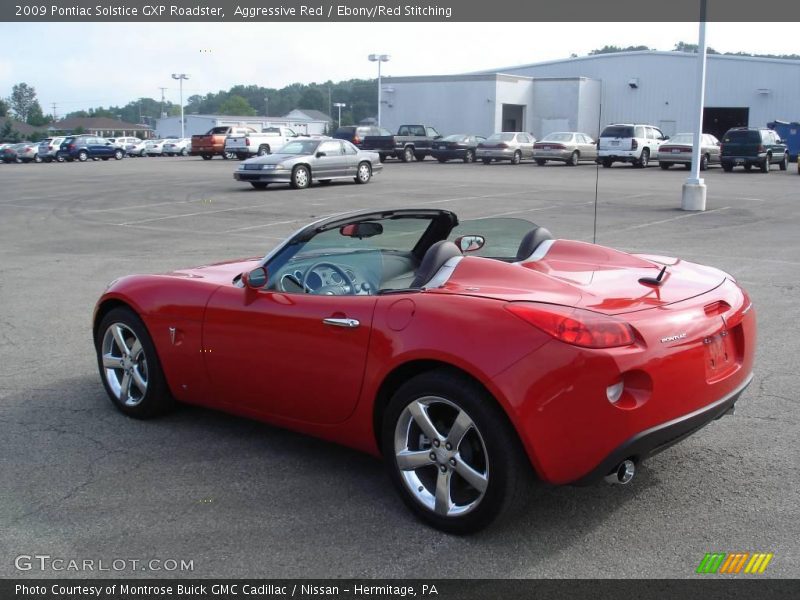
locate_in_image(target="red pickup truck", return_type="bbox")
[191,125,258,160]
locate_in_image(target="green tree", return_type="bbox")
[26,100,50,126]
[589,45,652,55]
[0,98,8,117]
[299,87,326,112]
[219,95,256,116]
[673,41,718,54]
[8,82,38,122]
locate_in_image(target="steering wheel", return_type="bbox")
[303,261,356,295]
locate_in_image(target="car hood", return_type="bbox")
[245,153,305,165]
[165,257,262,284]
[441,240,727,315]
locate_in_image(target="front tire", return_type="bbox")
[290,165,310,189]
[355,161,372,184]
[463,150,475,163]
[95,307,173,419]
[382,369,531,534]
[602,158,613,168]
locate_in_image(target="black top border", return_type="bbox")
[4,0,800,22]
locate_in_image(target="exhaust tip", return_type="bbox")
[604,459,636,485]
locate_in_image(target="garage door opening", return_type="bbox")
[502,104,525,132]
[704,107,749,139]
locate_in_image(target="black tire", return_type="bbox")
[257,145,269,157]
[415,152,426,162]
[95,307,174,419]
[290,165,311,189]
[779,153,788,171]
[482,158,492,165]
[114,149,124,160]
[78,150,89,162]
[250,182,269,190]
[568,151,579,167]
[402,147,414,163]
[201,154,213,160]
[511,151,521,165]
[602,159,613,168]
[379,154,387,163]
[760,156,770,173]
[355,161,372,184]
[635,148,649,168]
[44,157,53,163]
[700,154,708,171]
[180,148,188,156]
[463,150,475,164]
[660,162,671,170]
[34,154,42,163]
[381,369,532,534]
[236,154,248,161]
[535,159,546,166]
[437,158,448,163]
[140,149,147,157]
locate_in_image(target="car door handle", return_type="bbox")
[323,317,360,328]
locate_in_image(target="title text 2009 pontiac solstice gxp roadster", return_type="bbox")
[94,209,755,533]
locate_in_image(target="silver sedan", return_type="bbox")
[476,132,536,165]
[657,133,721,170]
[233,138,383,190]
[533,132,597,166]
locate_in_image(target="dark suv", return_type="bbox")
[59,135,125,162]
[720,128,788,173]
[332,126,390,148]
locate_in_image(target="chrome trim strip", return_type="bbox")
[518,238,556,263]
[425,256,463,289]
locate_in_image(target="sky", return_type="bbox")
[1,21,798,117]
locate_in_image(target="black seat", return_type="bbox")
[515,226,554,261]
[410,241,462,288]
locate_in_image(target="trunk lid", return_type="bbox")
[442,240,727,315]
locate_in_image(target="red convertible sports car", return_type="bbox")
[94,209,755,533]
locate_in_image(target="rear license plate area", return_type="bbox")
[704,329,737,382]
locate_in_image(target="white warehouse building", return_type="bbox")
[380,51,800,140]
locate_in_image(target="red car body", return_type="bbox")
[94,209,755,530]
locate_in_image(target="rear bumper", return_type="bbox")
[533,149,573,161]
[572,373,752,485]
[598,150,638,162]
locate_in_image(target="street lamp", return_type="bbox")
[368,54,390,127]
[333,102,346,128]
[171,73,189,138]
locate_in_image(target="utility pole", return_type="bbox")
[51,102,57,121]
[681,0,708,211]
[158,87,167,118]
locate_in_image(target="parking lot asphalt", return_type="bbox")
[0,156,798,578]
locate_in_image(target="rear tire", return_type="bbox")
[463,150,475,164]
[95,307,174,419]
[257,145,269,157]
[635,149,649,168]
[511,151,521,165]
[700,154,708,171]
[779,154,788,171]
[202,154,213,160]
[602,159,613,168]
[535,159,546,166]
[382,369,532,534]
[482,158,492,165]
[722,163,733,172]
[78,150,89,162]
[402,147,414,163]
[355,161,372,184]
[379,154,387,163]
[114,149,124,160]
[34,154,42,163]
[761,156,770,173]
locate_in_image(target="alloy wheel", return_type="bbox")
[101,323,149,407]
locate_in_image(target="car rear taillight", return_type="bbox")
[497,143,509,149]
[68,144,75,150]
[757,144,765,153]
[245,137,250,146]
[631,139,638,150]
[505,302,636,349]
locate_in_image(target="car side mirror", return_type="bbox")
[454,235,486,253]
[316,151,326,158]
[242,266,268,290]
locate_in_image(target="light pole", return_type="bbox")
[333,102,346,128]
[171,73,189,138]
[368,54,390,127]
[681,0,707,211]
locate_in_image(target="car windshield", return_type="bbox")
[276,140,320,155]
[449,217,540,261]
[487,133,516,142]
[541,133,573,142]
[602,126,634,138]
[668,134,694,145]
[443,135,468,142]
[724,130,760,142]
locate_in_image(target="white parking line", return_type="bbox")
[117,203,276,225]
[82,198,198,213]
[223,218,307,233]
[605,206,732,234]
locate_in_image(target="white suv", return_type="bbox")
[597,124,667,168]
